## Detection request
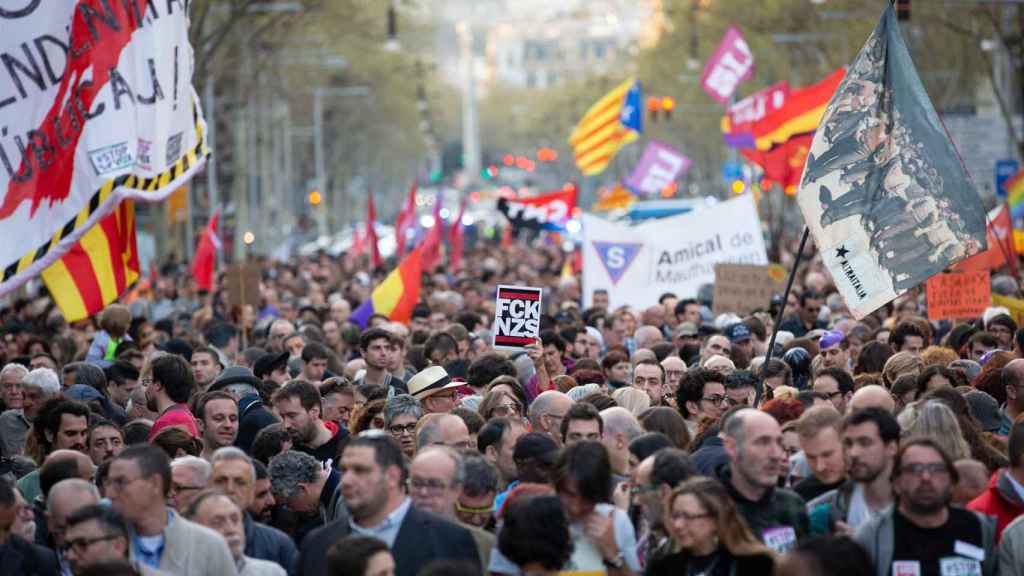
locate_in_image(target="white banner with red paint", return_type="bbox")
[0,1,208,295]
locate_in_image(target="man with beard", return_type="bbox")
[808,408,899,535]
[16,399,91,503]
[145,354,199,441]
[632,448,696,565]
[719,409,808,553]
[855,437,998,576]
[296,434,478,576]
[86,420,125,466]
[271,381,347,468]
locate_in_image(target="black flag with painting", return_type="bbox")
[796,4,987,319]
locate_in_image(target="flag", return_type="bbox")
[721,82,789,149]
[421,195,444,271]
[743,134,813,195]
[954,205,1017,276]
[0,3,208,297]
[1008,171,1024,220]
[796,4,987,319]
[701,26,756,105]
[752,69,846,151]
[593,184,637,212]
[570,79,643,176]
[192,209,220,292]
[42,200,140,323]
[367,192,382,268]
[351,227,366,258]
[449,195,468,272]
[497,188,577,231]
[349,246,423,328]
[395,181,418,256]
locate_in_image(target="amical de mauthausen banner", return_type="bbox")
[582,194,768,308]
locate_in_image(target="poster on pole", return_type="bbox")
[713,263,786,315]
[493,285,542,350]
[925,271,990,321]
[583,194,767,309]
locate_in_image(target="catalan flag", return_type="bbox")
[42,201,140,322]
[570,79,643,176]
[350,245,423,328]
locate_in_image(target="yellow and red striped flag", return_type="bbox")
[570,79,643,176]
[42,201,140,322]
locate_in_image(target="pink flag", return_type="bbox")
[701,26,755,105]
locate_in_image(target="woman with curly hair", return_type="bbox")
[349,398,386,434]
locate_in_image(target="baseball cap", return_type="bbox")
[513,432,560,463]
[724,323,751,343]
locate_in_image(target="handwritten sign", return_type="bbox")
[701,26,755,105]
[713,263,785,315]
[925,271,991,321]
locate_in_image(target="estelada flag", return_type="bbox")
[795,4,987,319]
[349,245,423,328]
[570,79,643,176]
[953,205,1017,276]
[192,209,220,292]
[42,200,139,322]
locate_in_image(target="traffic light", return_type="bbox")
[647,97,661,123]
[731,180,746,195]
[308,190,322,206]
[896,0,910,21]
[537,148,558,162]
[661,97,675,121]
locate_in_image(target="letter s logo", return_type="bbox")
[606,246,625,269]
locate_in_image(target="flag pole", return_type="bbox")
[765,226,810,359]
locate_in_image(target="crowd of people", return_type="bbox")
[1,238,1024,576]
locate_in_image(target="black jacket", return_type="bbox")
[0,534,59,576]
[296,505,479,576]
[692,436,729,476]
[243,513,298,575]
[236,394,279,454]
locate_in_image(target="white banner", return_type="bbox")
[0,1,208,295]
[582,194,768,309]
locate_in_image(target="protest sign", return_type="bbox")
[713,263,785,315]
[925,271,990,321]
[583,194,767,309]
[624,141,691,196]
[493,285,542,350]
[226,264,261,311]
[993,294,1024,328]
[0,3,208,296]
[701,26,755,105]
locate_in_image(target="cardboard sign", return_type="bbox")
[226,264,261,310]
[493,285,542,350]
[925,271,990,321]
[713,263,786,315]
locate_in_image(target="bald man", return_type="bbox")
[848,385,895,413]
[47,478,100,559]
[953,459,989,506]
[528,391,574,447]
[599,407,643,483]
[416,413,473,452]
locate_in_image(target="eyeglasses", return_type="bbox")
[389,424,417,436]
[439,440,475,451]
[670,510,713,522]
[408,477,453,493]
[455,501,494,515]
[900,463,950,477]
[701,394,729,406]
[630,483,659,495]
[171,482,205,494]
[61,534,119,554]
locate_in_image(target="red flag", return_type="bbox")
[367,192,382,268]
[743,134,813,195]
[192,209,220,292]
[351,226,366,258]
[501,225,513,249]
[954,205,1017,275]
[421,195,444,272]
[449,195,468,272]
[395,181,417,257]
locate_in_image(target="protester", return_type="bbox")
[185,491,286,576]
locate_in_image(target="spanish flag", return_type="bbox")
[42,201,140,322]
[570,79,643,176]
[349,245,423,328]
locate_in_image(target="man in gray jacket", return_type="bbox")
[855,437,997,576]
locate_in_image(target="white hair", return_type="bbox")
[210,446,256,481]
[22,367,60,396]
[0,363,28,382]
[171,456,212,485]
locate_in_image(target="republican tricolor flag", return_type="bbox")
[350,245,424,328]
[42,201,139,322]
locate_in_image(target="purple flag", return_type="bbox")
[624,141,691,196]
[701,26,755,105]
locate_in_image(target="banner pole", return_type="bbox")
[765,226,810,359]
